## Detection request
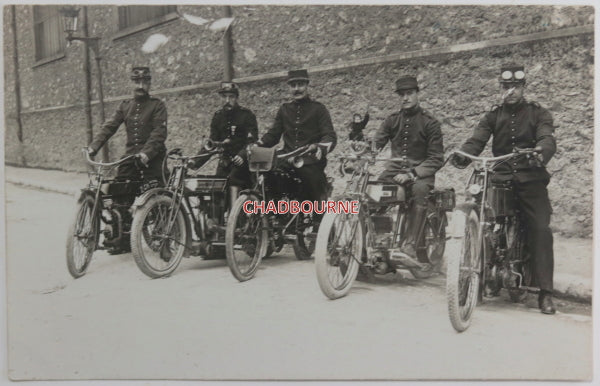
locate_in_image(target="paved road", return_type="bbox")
[5,184,593,381]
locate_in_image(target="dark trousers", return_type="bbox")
[116,152,166,184]
[514,179,554,292]
[377,168,433,206]
[292,163,329,201]
[216,158,252,189]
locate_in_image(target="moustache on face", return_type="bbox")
[502,87,516,100]
[223,102,233,109]
[293,91,303,96]
[135,88,148,93]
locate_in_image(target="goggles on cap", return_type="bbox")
[501,70,525,81]
[131,69,151,80]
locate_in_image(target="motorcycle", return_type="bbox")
[66,149,151,278]
[225,143,329,282]
[129,140,230,278]
[446,147,541,332]
[314,140,454,299]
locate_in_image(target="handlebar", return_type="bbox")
[82,148,136,167]
[450,147,540,164]
[276,144,316,160]
[167,148,221,161]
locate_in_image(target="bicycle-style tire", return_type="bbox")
[131,195,186,278]
[447,209,481,332]
[66,195,99,278]
[315,212,362,299]
[225,194,269,282]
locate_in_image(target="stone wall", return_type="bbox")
[2,5,594,237]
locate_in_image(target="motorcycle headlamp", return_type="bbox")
[468,184,482,195]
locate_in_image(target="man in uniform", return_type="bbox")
[191,81,258,209]
[256,69,337,204]
[374,75,444,262]
[86,66,168,253]
[452,63,557,314]
[87,66,167,181]
[257,69,337,205]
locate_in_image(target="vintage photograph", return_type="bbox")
[2,1,595,381]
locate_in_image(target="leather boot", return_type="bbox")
[538,290,556,315]
[400,204,427,259]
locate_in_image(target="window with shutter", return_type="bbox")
[33,5,66,63]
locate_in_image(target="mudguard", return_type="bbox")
[238,189,263,199]
[76,189,96,203]
[130,188,193,258]
[130,187,173,212]
[448,202,479,239]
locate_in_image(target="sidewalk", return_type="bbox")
[4,165,593,303]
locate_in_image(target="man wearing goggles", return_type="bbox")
[451,63,557,314]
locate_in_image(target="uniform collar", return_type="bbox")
[503,98,527,112]
[134,93,150,102]
[292,95,311,104]
[402,105,421,117]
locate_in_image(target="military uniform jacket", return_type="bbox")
[89,95,167,160]
[374,106,444,178]
[460,99,556,182]
[209,104,258,158]
[260,96,337,165]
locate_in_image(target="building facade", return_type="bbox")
[2,4,594,236]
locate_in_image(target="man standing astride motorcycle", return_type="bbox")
[86,66,167,254]
[451,63,557,315]
[374,75,444,261]
[87,66,167,182]
[255,69,337,205]
[191,81,258,209]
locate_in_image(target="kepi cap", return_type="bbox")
[395,75,419,92]
[217,82,239,96]
[500,63,526,84]
[287,69,310,84]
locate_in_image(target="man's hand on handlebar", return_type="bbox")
[86,146,97,157]
[135,152,149,168]
[232,155,244,166]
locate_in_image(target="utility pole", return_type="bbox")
[82,7,94,147]
[223,6,234,81]
[10,5,25,165]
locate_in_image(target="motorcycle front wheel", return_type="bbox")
[315,212,362,299]
[447,209,481,332]
[66,195,99,278]
[130,195,186,278]
[225,194,269,282]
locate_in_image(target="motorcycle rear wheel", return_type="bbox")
[66,195,99,278]
[225,194,269,282]
[315,212,362,300]
[293,216,316,260]
[411,213,446,279]
[131,195,186,278]
[447,209,481,332]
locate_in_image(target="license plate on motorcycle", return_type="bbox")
[366,184,404,203]
[184,178,227,192]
